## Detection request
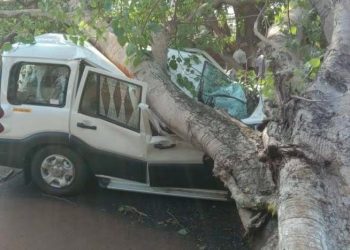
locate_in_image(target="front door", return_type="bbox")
[70,66,148,183]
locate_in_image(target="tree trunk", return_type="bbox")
[233,2,260,65]
[262,1,350,249]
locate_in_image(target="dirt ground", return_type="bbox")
[0,168,247,250]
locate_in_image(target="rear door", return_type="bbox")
[0,59,77,168]
[70,66,148,183]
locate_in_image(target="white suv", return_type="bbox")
[0,34,227,201]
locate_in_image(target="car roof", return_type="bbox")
[2,33,124,75]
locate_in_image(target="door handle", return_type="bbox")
[77,122,97,130]
[154,143,176,149]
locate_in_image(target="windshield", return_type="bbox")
[199,61,248,119]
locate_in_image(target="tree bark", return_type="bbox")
[309,0,333,43]
[258,1,350,249]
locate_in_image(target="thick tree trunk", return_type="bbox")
[261,1,350,249]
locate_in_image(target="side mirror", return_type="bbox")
[149,136,176,150]
[138,103,149,110]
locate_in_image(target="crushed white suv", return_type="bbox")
[0,34,228,201]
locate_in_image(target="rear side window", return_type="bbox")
[79,72,142,132]
[8,63,70,107]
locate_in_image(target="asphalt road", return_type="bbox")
[0,170,247,250]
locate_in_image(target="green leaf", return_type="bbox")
[310,72,317,80]
[183,58,191,66]
[78,37,86,46]
[90,0,97,8]
[133,52,143,66]
[148,22,162,33]
[169,59,178,70]
[176,57,182,63]
[2,42,12,51]
[104,0,112,10]
[308,57,321,68]
[290,26,297,36]
[118,35,128,47]
[191,55,200,64]
[112,21,124,38]
[126,43,137,56]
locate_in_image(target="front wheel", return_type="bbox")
[31,146,88,196]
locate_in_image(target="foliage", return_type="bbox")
[304,56,321,80]
[0,0,327,100]
[0,1,67,51]
[176,74,196,97]
[273,0,325,63]
[236,70,260,97]
[236,69,275,112]
[262,0,326,96]
[167,52,201,97]
[261,70,276,99]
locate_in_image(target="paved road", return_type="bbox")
[0,171,246,250]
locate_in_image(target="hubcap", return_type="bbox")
[40,154,75,188]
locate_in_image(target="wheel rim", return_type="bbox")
[40,154,75,188]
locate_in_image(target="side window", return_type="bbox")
[8,63,70,107]
[80,72,98,116]
[79,72,142,132]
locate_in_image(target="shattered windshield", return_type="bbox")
[199,62,248,119]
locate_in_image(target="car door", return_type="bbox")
[70,66,148,183]
[0,59,78,168]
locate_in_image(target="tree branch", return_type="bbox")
[213,0,257,8]
[0,9,47,18]
[290,95,323,103]
[141,0,162,34]
[254,6,282,52]
[0,32,17,48]
[254,4,296,62]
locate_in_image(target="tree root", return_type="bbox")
[215,164,275,210]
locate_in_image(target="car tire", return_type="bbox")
[31,146,88,196]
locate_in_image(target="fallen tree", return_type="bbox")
[1,0,349,249]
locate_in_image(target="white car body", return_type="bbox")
[0,34,228,201]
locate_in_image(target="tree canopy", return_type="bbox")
[0,0,328,102]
